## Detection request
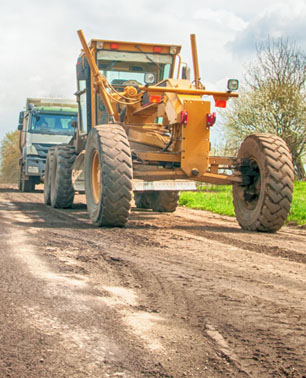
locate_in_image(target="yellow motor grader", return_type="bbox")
[44,30,294,232]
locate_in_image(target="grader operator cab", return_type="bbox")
[44,30,294,232]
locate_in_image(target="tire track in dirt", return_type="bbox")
[140,213,306,265]
[2,186,306,377]
[30,217,306,377]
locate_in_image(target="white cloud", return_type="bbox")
[0,0,305,144]
[229,1,306,54]
[193,8,248,32]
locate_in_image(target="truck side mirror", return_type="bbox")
[181,65,190,80]
[19,111,24,124]
[17,124,23,131]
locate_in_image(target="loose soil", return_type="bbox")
[0,184,305,377]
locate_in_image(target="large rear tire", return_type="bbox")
[134,192,152,209]
[233,133,294,232]
[134,191,180,212]
[151,191,180,212]
[84,125,133,227]
[50,145,76,208]
[44,147,55,205]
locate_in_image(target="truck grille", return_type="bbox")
[32,143,55,158]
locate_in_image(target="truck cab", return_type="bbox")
[18,98,78,191]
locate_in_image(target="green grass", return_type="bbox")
[287,181,306,225]
[179,182,306,226]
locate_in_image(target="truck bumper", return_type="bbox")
[25,157,46,177]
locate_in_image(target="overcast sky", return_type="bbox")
[1,0,306,144]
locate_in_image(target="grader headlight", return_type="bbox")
[144,73,156,84]
[227,79,239,92]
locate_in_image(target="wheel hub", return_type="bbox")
[91,150,101,204]
[239,158,260,208]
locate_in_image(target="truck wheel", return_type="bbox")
[19,164,35,192]
[50,145,76,208]
[151,191,180,212]
[18,164,23,190]
[233,134,294,232]
[22,179,35,192]
[134,192,152,209]
[44,147,55,205]
[84,125,133,227]
[20,167,35,192]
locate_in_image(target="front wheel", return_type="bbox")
[50,145,76,208]
[233,134,294,232]
[84,124,133,227]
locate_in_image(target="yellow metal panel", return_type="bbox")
[138,85,238,98]
[181,100,210,176]
[127,128,169,149]
[190,34,201,89]
[199,173,242,185]
[136,152,180,163]
[133,168,187,180]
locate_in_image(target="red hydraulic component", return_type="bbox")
[206,112,216,127]
[180,110,188,125]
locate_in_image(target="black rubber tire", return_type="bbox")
[134,192,152,209]
[233,133,294,232]
[84,124,133,227]
[151,191,180,212]
[19,162,35,192]
[18,164,22,191]
[21,174,35,192]
[50,145,76,208]
[44,147,55,205]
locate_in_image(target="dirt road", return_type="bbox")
[0,184,305,377]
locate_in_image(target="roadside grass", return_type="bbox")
[179,181,306,226]
[287,181,306,225]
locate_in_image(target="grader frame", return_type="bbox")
[76,30,240,186]
[44,30,294,232]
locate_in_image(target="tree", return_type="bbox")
[0,131,20,183]
[222,38,306,178]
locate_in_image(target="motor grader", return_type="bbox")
[44,30,294,232]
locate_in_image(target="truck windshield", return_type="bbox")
[97,50,172,87]
[29,113,76,136]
